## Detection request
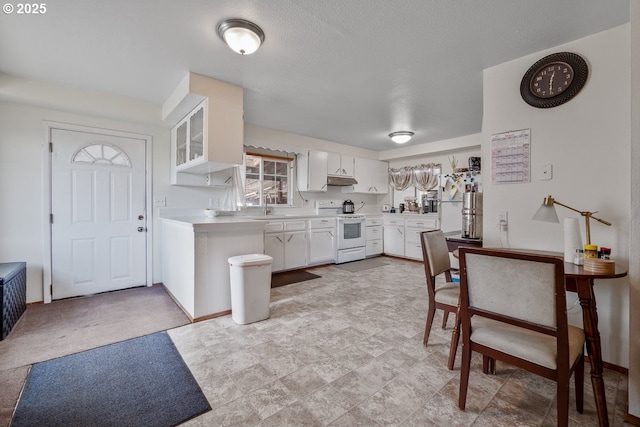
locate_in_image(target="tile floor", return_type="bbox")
[169,257,629,427]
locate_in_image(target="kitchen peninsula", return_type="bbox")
[161,215,265,321]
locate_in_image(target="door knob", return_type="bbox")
[138,215,144,220]
[137,227,145,232]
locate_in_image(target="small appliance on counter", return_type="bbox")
[342,199,355,214]
[421,190,438,214]
[382,204,391,212]
[403,196,420,213]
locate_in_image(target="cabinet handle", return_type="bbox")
[397,229,403,235]
[287,235,294,242]
[335,168,341,174]
[342,168,347,175]
[276,236,283,243]
[329,231,334,237]
[322,184,327,189]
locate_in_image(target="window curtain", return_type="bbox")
[221,165,245,211]
[413,163,440,191]
[388,166,414,191]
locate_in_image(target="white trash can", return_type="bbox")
[228,254,273,325]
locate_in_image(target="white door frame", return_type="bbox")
[41,121,154,303]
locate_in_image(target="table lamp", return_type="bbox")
[532,195,611,245]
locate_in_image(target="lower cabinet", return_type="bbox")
[404,218,439,260]
[365,217,383,257]
[308,218,336,265]
[383,218,405,257]
[264,220,308,272]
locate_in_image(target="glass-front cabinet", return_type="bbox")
[174,100,207,169]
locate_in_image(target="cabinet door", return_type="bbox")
[371,160,389,194]
[404,229,424,260]
[351,157,372,193]
[307,150,328,191]
[265,234,285,272]
[341,154,355,177]
[327,152,342,176]
[284,232,307,269]
[189,104,205,161]
[309,229,335,264]
[175,121,187,167]
[383,226,405,256]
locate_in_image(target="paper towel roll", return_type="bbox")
[564,218,583,263]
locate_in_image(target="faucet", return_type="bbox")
[263,192,270,215]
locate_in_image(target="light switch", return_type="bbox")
[539,164,553,181]
[154,196,166,207]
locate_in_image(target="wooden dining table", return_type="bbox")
[453,248,627,427]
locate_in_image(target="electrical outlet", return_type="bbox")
[497,211,508,228]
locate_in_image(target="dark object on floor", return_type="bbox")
[10,332,211,427]
[0,262,26,340]
[271,270,321,288]
[335,258,387,272]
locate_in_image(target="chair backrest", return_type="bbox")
[459,247,567,334]
[420,230,452,289]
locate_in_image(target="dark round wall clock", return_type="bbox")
[520,52,589,108]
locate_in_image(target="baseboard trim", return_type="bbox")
[194,310,232,323]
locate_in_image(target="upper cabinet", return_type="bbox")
[327,152,354,177]
[164,72,244,185]
[297,150,328,192]
[344,158,389,194]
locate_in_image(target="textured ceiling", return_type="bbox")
[0,0,629,151]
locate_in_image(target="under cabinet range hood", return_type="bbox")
[327,176,358,186]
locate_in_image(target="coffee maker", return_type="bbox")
[421,190,438,214]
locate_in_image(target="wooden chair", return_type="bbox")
[420,230,460,370]
[457,247,585,426]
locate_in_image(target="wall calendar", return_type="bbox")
[490,128,530,184]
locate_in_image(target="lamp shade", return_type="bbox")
[217,19,265,55]
[532,203,559,223]
[389,131,414,144]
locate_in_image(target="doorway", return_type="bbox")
[44,124,152,301]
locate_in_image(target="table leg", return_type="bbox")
[575,278,609,427]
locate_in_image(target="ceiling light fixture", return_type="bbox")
[389,131,414,144]
[217,19,265,55]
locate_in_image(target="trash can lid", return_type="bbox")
[228,254,273,267]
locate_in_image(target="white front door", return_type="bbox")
[50,129,147,299]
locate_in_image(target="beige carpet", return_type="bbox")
[0,284,190,371]
[0,284,190,425]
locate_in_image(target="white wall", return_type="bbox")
[482,25,631,367]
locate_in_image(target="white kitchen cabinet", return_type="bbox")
[345,158,389,194]
[265,233,285,271]
[264,220,308,272]
[404,217,439,260]
[327,152,355,177]
[167,73,244,185]
[297,150,328,192]
[284,232,307,269]
[383,217,405,257]
[365,217,383,257]
[308,218,336,264]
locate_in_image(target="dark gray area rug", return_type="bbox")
[10,332,210,427]
[335,258,387,272]
[271,270,321,288]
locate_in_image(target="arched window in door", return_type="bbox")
[71,143,131,167]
